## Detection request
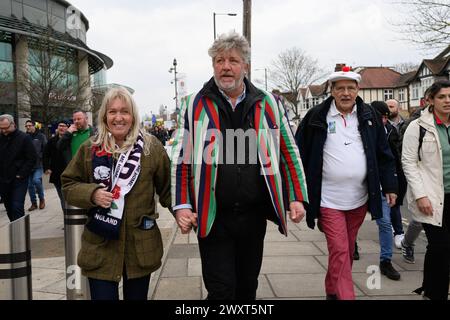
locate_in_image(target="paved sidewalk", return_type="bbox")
[150,213,431,300]
[0,176,437,300]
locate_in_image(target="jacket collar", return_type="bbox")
[309,96,372,128]
[418,107,437,130]
[199,77,265,119]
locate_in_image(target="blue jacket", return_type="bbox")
[295,96,398,229]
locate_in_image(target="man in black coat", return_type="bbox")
[25,120,47,211]
[0,114,37,221]
[43,120,69,211]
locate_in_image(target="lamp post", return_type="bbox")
[255,68,268,91]
[169,58,178,111]
[213,12,237,40]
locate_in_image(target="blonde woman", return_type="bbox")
[62,87,171,300]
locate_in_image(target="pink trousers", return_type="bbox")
[319,203,368,300]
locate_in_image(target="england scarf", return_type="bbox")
[86,133,144,239]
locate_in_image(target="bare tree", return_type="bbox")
[269,47,325,119]
[392,0,450,51]
[15,28,91,136]
[393,62,420,74]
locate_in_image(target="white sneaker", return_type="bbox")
[394,234,404,249]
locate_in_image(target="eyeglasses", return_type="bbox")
[0,123,12,131]
[25,124,34,127]
[333,86,358,93]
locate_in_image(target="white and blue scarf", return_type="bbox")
[86,133,144,239]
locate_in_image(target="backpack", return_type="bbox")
[399,118,427,162]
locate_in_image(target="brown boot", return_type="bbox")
[28,203,38,211]
[39,199,45,209]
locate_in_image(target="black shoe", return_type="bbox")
[326,294,338,300]
[380,260,401,281]
[353,242,360,261]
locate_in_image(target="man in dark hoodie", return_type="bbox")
[0,114,37,221]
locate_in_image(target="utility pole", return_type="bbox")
[243,0,252,81]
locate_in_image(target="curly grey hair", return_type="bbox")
[208,31,251,64]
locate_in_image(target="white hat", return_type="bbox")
[328,66,361,83]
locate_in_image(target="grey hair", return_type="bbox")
[208,31,251,64]
[0,114,14,124]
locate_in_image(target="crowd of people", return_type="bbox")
[1,32,449,301]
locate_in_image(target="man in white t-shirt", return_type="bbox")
[295,67,398,300]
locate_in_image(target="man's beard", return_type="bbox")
[389,112,398,120]
[214,72,245,93]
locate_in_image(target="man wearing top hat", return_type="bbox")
[294,66,398,300]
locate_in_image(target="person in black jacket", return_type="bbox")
[43,120,69,211]
[25,120,47,211]
[295,68,398,300]
[0,114,37,221]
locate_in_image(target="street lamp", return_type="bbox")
[213,12,237,40]
[255,68,268,91]
[169,58,178,112]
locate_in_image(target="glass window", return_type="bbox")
[0,42,12,61]
[398,89,405,102]
[412,83,420,100]
[384,89,393,101]
[0,61,13,82]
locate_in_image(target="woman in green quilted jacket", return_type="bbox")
[62,87,171,300]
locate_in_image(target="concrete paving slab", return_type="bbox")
[32,291,65,300]
[32,267,66,291]
[173,232,189,244]
[39,278,67,295]
[160,258,188,278]
[315,253,405,273]
[167,244,200,259]
[264,230,298,242]
[154,277,202,300]
[352,271,423,296]
[290,230,326,242]
[188,258,202,277]
[260,256,326,274]
[256,274,275,299]
[31,237,65,258]
[263,241,322,256]
[32,256,66,269]
[266,273,363,298]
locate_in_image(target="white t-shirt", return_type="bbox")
[321,101,368,210]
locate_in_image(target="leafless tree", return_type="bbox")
[391,0,450,51]
[269,47,325,119]
[15,28,91,135]
[393,62,420,74]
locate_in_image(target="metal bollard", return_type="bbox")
[0,214,32,300]
[64,204,90,300]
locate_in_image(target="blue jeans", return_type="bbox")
[28,168,44,204]
[88,271,151,300]
[376,195,393,261]
[390,204,404,236]
[0,177,29,221]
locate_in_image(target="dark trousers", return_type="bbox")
[422,194,450,300]
[198,209,267,300]
[54,182,65,212]
[88,268,151,300]
[0,178,29,222]
[390,204,404,236]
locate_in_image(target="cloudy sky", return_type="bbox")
[70,0,430,118]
